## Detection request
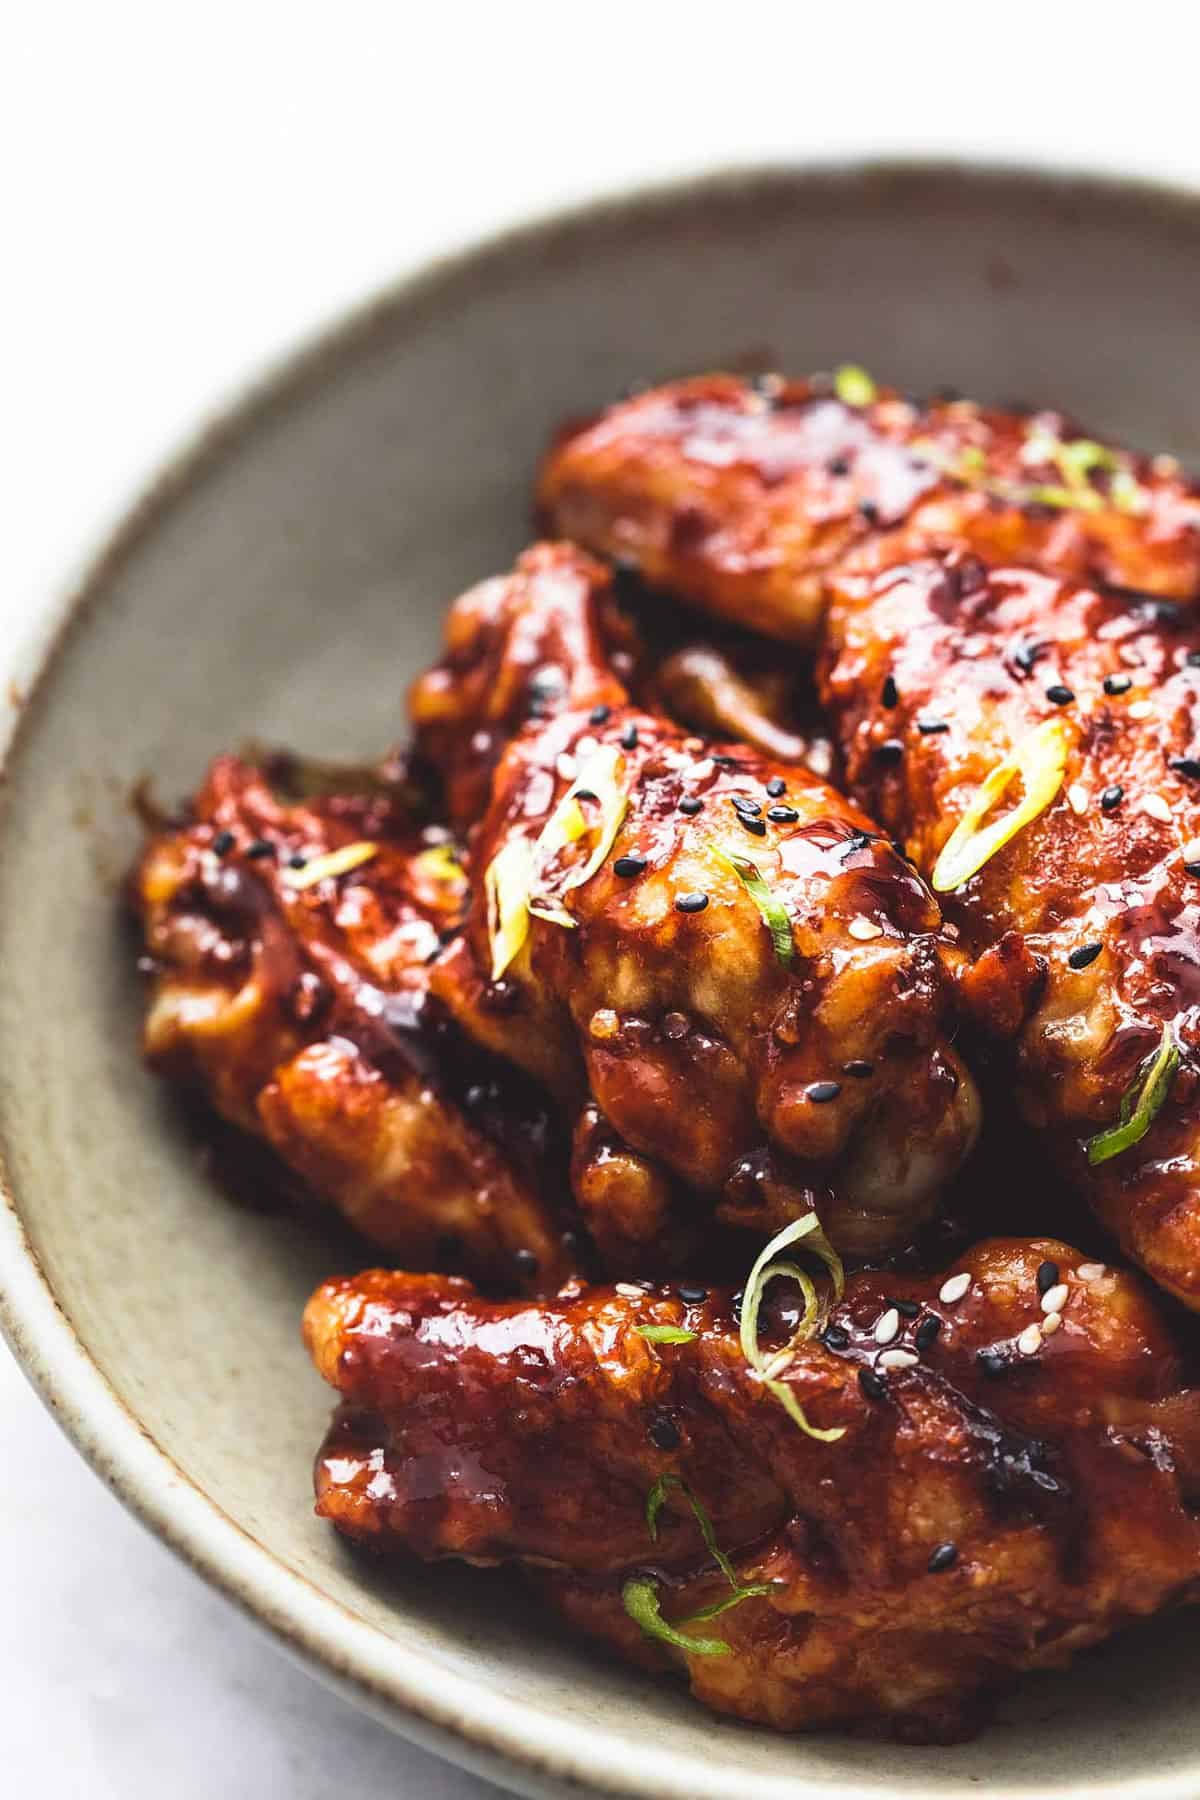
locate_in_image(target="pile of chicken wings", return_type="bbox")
[131,370,1200,1741]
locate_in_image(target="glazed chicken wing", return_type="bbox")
[411,544,979,1264]
[132,753,576,1290]
[538,373,1200,645]
[821,553,1200,1309]
[305,1238,1200,1740]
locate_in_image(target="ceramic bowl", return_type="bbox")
[4,161,1200,1800]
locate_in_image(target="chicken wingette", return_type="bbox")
[132,752,576,1289]
[538,371,1200,645]
[411,543,979,1264]
[305,1237,1200,1741]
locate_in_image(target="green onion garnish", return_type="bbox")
[739,1214,845,1441]
[714,848,794,967]
[623,1476,770,1656]
[620,1580,731,1658]
[282,841,379,891]
[1085,1021,1180,1166]
[528,743,630,929]
[634,1324,697,1345]
[484,835,534,980]
[931,718,1072,893]
[833,364,876,408]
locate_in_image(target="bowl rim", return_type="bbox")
[5,152,1200,1800]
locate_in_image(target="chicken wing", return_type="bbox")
[132,753,577,1289]
[821,552,1200,1309]
[537,373,1200,645]
[305,1237,1200,1741]
[411,544,979,1263]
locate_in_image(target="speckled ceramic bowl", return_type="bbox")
[4,162,1200,1800]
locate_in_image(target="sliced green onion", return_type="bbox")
[714,848,794,967]
[625,1476,771,1656]
[484,835,534,980]
[634,1324,697,1345]
[1086,1021,1180,1166]
[739,1214,845,1442]
[931,718,1072,893]
[282,840,379,890]
[527,744,630,929]
[1025,481,1103,513]
[833,364,876,408]
[411,843,465,884]
[620,1579,731,1658]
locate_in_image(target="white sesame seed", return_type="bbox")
[1067,783,1089,816]
[1041,1310,1062,1335]
[1018,1323,1043,1356]
[1128,700,1154,720]
[848,916,883,940]
[874,1307,900,1345]
[808,742,834,778]
[1183,837,1200,864]
[574,735,599,759]
[877,1347,919,1371]
[1040,1282,1069,1315]
[556,753,578,781]
[1076,1262,1107,1282]
[616,1283,644,1299]
[1141,793,1172,824]
[939,1272,971,1305]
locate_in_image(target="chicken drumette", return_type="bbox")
[538,372,1200,645]
[132,752,576,1289]
[305,1237,1200,1740]
[411,543,979,1264]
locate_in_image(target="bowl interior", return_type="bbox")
[4,163,1200,1800]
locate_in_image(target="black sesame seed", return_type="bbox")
[1188,651,1200,669]
[730,1288,744,1322]
[805,1081,842,1104]
[678,796,703,816]
[1036,1260,1060,1295]
[859,500,880,525]
[1045,684,1075,707]
[821,1323,850,1351]
[514,1248,539,1278]
[859,1367,888,1404]
[766,777,787,798]
[288,853,308,870]
[738,815,767,836]
[675,891,709,914]
[619,723,639,750]
[1186,861,1200,879]
[731,796,763,817]
[977,1349,1009,1379]
[212,829,235,856]
[574,788,598,803]
[613,855,647,878]
[927,1541,958,1574]
[527,696,548,719]
[875,739,905,765]
[530,666,566,699]
[246,839,275,859]
[1170,757,1200,780]
[1068,942,1103,971]
[890,1298,920,1319]
[1101,785,1124,811]
[843,1059,874,1078]
[648,1413,680,1451]
[589,703,611,726]
[1013,639,1046,675]
[1103,673,1132,696]
[828,456,851,477]
[881,674,899,709]
[914,1315,941,1352]
[677,1284,708,1303]
[767,805,800,824]
[917,717,950,735]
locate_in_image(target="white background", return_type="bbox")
[6,6,1200,1794]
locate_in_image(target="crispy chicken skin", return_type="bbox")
[821,554,1200,1309]
[305,1238,1200,1740]
[413,543,979,1261]
[132,754,576,1290]
[537,374,1200,645]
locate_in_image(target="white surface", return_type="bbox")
[6,6,1200,1795]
